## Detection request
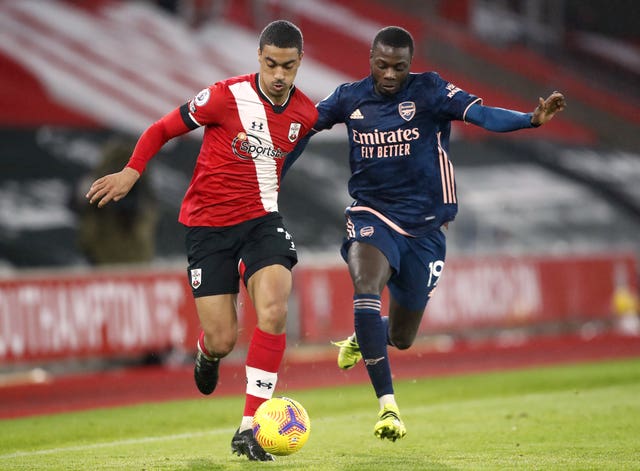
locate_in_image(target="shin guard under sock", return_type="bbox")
[242,327,286,421]
[354,294,394,397]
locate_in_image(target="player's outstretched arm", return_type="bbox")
[530,91,566,126]
[465,91,566,132]
[86,107,192,208]
[86,167,140,208]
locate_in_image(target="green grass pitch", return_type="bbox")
[1,357,639,470]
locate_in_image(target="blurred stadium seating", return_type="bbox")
[1,0,638,268]
[1,0,639,375]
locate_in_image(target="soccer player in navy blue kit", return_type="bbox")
[284,26,565,441]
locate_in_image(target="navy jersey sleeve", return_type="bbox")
[282,85,346,179]
[314,85,348,131]
[427,73,481,122]
[465,104,534,131]
[281,130,315,178]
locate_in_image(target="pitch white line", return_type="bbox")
[0,409,376,460]
[2,409,386,460]
[0,401,490,460]
[0,428,234,460]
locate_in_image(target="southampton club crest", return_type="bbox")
[398,101,416,121]
[288,122,301,142]
[190,268,202,289]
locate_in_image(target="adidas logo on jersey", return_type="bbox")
[350,109,364,119]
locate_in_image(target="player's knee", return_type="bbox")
[256,302,288,334]
[351,274,384,295]
[202,331,236,357]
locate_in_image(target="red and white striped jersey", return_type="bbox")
[178,73,317,227]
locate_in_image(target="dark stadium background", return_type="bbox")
[1,0,639,399]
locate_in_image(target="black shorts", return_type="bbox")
[184,212,298,298]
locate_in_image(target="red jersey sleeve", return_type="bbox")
[126,83,228,174]
[126,107,191,174]
[184,83,228,127]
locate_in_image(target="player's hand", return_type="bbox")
[86,167,140,208]
[531,91,566,126]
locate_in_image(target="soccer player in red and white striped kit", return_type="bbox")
[87,20,317,461]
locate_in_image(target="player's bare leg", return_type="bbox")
[231,264,291,461]
[247,264,290,335]
[193,294,238,395]
[387,297,424,350]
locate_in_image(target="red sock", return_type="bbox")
[243,328,286,417]
[197,331,215,359]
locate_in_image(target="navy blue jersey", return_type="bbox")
[314,72,481,236]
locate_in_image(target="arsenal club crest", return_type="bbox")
[190,268,202,289]
[288,122,301,142]
[398,101,416,121]
[360,226,375,237]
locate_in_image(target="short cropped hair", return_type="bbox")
[259,20,303,53]
[371,26,414,56]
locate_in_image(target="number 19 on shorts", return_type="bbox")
[427,260,444,288]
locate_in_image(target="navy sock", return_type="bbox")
[354,294,393,397]
[381,316,393,346]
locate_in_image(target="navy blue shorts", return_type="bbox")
[184,213,297,298]
[340,210,446,312]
